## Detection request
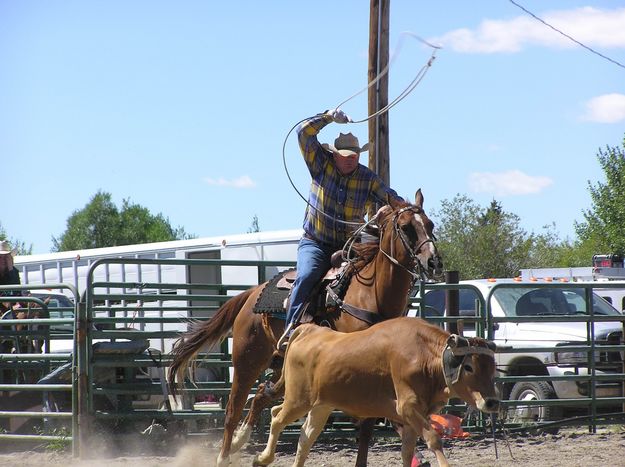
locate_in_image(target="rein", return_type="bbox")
[325,287,382,325]
[327,204,436,325]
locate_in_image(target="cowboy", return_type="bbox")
[277,109,403,349]
[0,240,22,314]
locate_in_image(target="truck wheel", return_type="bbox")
[508,381,562,433]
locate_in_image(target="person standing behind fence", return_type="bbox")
[277,109,403,350]
[0,240,22,314]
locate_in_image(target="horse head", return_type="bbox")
[378,189,443,281]
[4,300,48,354]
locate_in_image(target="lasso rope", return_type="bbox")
[282,32,441,237]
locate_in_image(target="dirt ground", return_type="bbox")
[0,426,623,466]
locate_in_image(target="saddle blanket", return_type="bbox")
[253,269,294,318]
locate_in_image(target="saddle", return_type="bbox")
[253,251,349,321]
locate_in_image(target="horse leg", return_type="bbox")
[217,352,273,466]
[232,366,284,452]
[355,418,375,467]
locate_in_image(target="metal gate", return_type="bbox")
[3,262,625,458]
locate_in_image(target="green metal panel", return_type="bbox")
[4,262,625,457]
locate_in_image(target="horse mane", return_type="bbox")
[347,241,380,274]
[345,198,413,274]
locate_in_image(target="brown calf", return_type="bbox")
[253,317,499,467]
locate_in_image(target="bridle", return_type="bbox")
[327,203,439,326]
[378,205,437,281]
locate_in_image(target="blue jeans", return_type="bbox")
[285,237,335,328]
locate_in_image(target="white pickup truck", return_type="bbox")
[410,278,624,425]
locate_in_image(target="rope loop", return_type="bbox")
[282,32,441,230]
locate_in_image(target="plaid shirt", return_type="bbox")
[297,113,401,247]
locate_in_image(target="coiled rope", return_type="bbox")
[282,32,441,231]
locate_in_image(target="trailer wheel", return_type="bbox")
[507,381,562,433]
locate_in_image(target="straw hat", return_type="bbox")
[0,240,16,256]
[322,133,369,157]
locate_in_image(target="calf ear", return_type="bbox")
[447,334,468,349]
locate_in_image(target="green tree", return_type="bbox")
[432,195,568,279]
[575,135,625,257]
[52,191,194,252]
[118,199,191,245]
[0,222,32,255]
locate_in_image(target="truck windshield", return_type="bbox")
[493,287,621,317]
[422,287,621,317]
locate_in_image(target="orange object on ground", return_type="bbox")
[429,414,470,439]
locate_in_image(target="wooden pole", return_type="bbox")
[445,270,460,335]
[368,0,390,192]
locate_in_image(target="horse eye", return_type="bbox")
[463,364,474,373]
[401,225,417,241]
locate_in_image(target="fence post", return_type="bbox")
[76,300,90,457]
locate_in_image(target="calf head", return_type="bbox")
[442,334,499,413]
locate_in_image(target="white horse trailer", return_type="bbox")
[14,229,301,297]
[13,230,301,353]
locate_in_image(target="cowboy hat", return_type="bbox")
[0,240,16,256]
[322,132,369,157]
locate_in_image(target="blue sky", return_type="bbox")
[2,1,624,254]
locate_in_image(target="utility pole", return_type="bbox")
[368,0,390,190]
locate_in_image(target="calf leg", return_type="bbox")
[253,400,311,467]
[396,392,448,467]
[293,405,334,467]
[420,425,447,467]
[399,425,419,467]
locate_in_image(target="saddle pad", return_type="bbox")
[253,269,295,317]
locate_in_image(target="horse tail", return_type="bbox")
[167,287,256,396]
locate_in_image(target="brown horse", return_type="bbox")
[168,189,443,467]
[0,298,49,355]
[0,299,49,385]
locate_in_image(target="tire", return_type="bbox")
[507,381,562,433]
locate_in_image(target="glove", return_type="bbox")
[326,108,352,124]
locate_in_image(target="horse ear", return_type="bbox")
[486,340,497,352]
[415,189,424,209]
